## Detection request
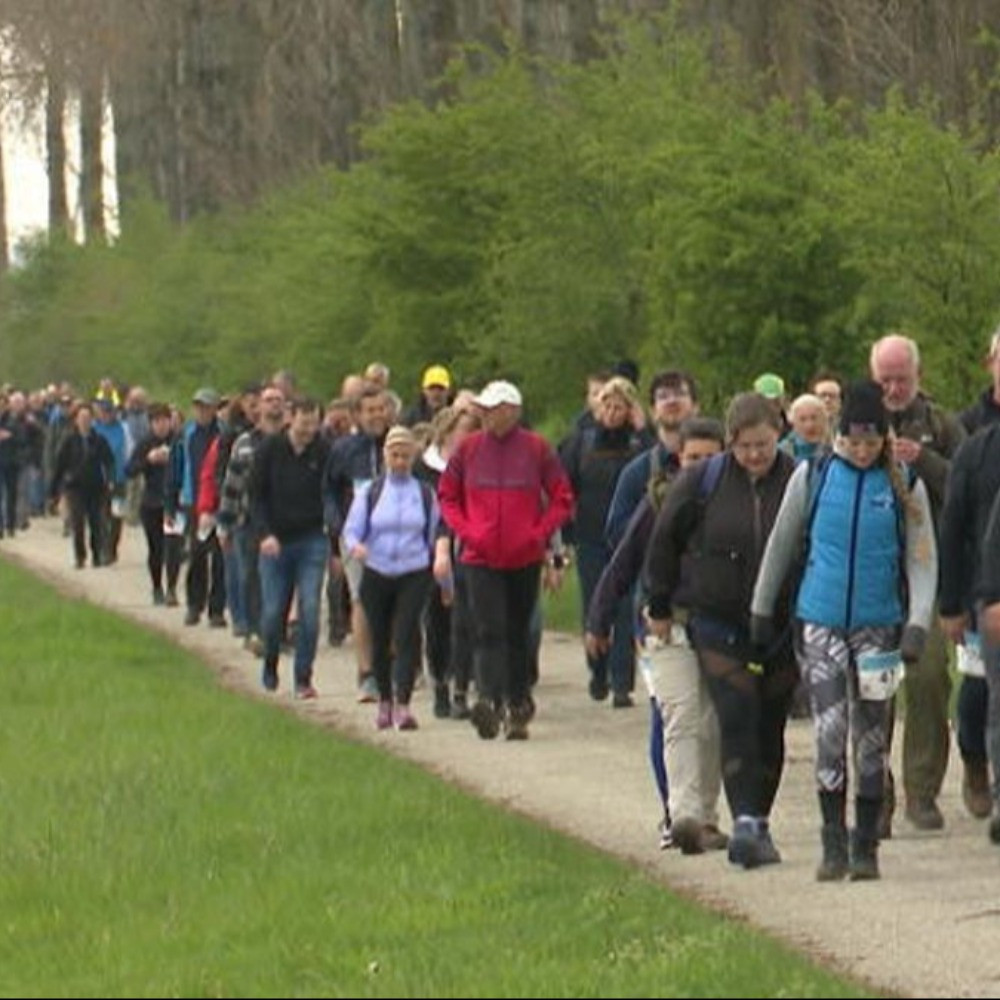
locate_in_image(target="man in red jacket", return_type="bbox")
[439,380,574,741]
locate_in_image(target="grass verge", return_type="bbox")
[0,558,871,998]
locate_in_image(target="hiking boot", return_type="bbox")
[989,813,1000,845]
[357,675,379,704]
[505,703,531,741]
[816,824,849,882]
[394,704,418,731]
[878,770,895,840]
[209,613,227,629]
[699,824,729,852]
[671,817,705,856]
[152,586,165,606]
[184,608,201,626]
[433,684,451,719]
[727,817,761,868]
[611,691,634,709]
[728,817,780,869]
[450,691,471,720]
[261,659,279,692]
[905,798,945,831]
[962,759,993,819]
[244,633,264,656]
[588,675,609,702]
[165,588,179,607]
[470,699,501,740]
[848,830,880,881]
[375,701,393,731]
[756,820,782,866]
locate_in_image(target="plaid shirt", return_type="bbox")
[217,427,266,532]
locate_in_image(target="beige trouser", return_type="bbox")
[645,639,722,827]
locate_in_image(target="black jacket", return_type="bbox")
[644,450,795,626]
[50,431,114,497]
[559,422,646,547]
[952,425,1000,610]
[959,387,1000,436]
[126,432,175,509]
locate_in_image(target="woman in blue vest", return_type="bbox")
[751,380,937,881]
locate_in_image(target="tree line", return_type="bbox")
[1,6,1000,425]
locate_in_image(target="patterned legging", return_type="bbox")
[797,623,898,801]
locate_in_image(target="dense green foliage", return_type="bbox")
[3,19,1000,420]
[0,557,872,997]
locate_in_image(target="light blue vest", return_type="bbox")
[796,458,904,629]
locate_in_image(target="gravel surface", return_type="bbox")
[5,518,1000,997]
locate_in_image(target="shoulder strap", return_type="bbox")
[697,452,727,502]
[645,446,665,510]
[363,474,387,542]
[418,479,434,549]
[364,474,435,547]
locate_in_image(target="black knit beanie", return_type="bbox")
[839,379,888,437]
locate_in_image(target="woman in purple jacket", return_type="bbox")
[343,425,450,731]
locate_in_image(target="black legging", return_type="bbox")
[140,505,181,592]
[698,644,796,820]
[359,566,433,704]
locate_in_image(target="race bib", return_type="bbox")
[857,648,904,701]
[956,631,986,678]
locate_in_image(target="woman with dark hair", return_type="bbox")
[753,380,936,881]
[127,403,180,604]
[644,392,797,869]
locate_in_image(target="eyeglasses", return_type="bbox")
[654,388,691,403]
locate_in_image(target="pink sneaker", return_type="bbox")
[295,685,319,700]
[375,701,393,730]
[394,704,418,731]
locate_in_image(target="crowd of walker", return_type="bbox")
[6,330,1000,883]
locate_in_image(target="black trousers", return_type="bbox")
[0,463,19,534]
[185,527,226,617]
[359,566,433,704]
[464,563,541,709]
[66,488,104,566]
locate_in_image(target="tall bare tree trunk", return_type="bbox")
[45,55,70,237]
[398,0,460,100]
[0,121,9,273]
[79,67,105,243]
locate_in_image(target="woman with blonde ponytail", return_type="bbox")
[751,380,937,882]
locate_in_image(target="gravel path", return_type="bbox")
[5,518,1000,997]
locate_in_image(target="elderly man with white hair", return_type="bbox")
[870,332,966,834]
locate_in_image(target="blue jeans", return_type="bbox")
[224,528,251,634]
[576,539,634,694]
[259,532,328,687]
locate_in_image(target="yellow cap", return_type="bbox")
[422,365,451,389]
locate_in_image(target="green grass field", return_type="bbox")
[0,558,872,998]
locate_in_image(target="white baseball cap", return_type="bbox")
[473,380,522,408]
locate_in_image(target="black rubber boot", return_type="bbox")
[849,797,882,881]
[817,790,849,881]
